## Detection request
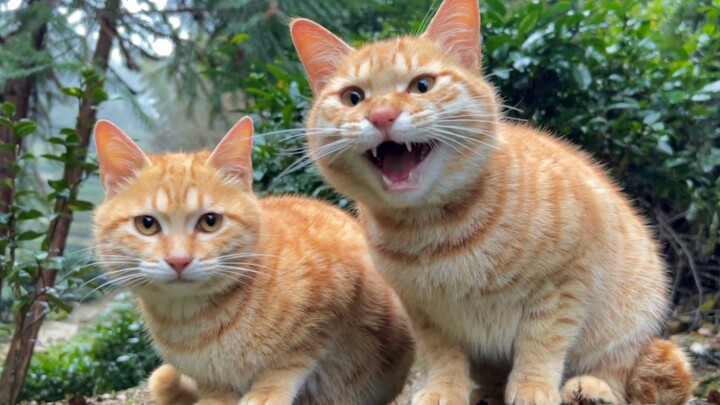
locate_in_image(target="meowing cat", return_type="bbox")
[91,116,415,405]
[289,0,694,404]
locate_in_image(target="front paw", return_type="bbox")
[238,390,291,405]
[412,385,471,405]
[506,380,561,405]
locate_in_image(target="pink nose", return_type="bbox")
[368,106,400,132]
[165,255,192,274]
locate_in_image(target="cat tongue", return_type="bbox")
[381,144,416,182]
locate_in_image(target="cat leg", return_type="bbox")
[412,318,474,405]
[196,391,241,405]
[560,376,619,405]
[238,352,318,405]
[147,364,199,405]
[505,282,586,405]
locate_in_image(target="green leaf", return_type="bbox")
[42,153,66,163]
[518,10,540,37]
[60,128,78,137]
[230,33,250,43]
[47,293,74,313]
[572,64,592,89]
[14,121,37,137]
[0,117,12,127]
[699,80,720,93]
[607,100,640,110]
[485,0,506,17]
[643,111,662,125]
[69,200,94,211]
[48,179,68,191]
[17,230,45,241]
[2,102,16,117]
[700,298,716,312]
[17,209,44,220]
[92,87,108,103]
[61,87,85,99]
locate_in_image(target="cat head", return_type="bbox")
[291,0,500,208]
[92,117,262,298]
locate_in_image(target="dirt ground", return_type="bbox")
[15,297,720,405]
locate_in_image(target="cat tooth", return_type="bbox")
[382,175,393,186]
[408,171,415,182]
[371,146,378,158]
[406,142,412,152]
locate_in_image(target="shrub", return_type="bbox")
[17,294,160,402]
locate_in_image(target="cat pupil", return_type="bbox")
[417,79,429,92]
[205,214,216,226]
[143,216,154,229]
[350,91,361,105]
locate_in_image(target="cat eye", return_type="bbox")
[340,87,365,106]
[197,213,223,233]
[408,76,436,94]
[134,216,160,236]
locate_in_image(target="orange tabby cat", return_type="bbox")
[289,0,693,404]
[92,117,414,405]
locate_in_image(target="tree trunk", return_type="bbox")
[0,0,120,402]
[0,0,51,311]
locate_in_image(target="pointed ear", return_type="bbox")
[207,116,254,188]
[422,0,481,71]
[290,18,353,95]
[94,120,150,195]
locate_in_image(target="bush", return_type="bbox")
[17,294,160,402]
[478,0,719,301]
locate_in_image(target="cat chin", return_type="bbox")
[132,278,230,298]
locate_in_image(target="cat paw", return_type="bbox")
[196,391,240,405]
[412,385,471,405]
[506,380,561,405]
[238,390,290,405]
[560,376,617,405]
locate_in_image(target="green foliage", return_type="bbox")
[17,294,160,402]
[0,68,104,323]
[477,0,719,291]
[241,64,348,207]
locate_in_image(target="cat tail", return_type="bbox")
[148,364,199,405]
[626,338,694,405]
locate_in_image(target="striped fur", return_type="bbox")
[290,0,693,404]
[92,118,414,405]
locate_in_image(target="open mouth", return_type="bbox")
[363,141,436,190]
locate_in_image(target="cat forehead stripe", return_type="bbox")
[154,188,169,211]
[185,187,200,211]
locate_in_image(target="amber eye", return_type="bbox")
[340,87,365,106]
[409,76,436,94]
[197,213,223,233]
[134,216,160,236]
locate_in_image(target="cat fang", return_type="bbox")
[363,141,436,191]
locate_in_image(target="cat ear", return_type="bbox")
[94,120,150,195]
[422,0,481,70]
[290,18,353,95]
[207,116,254,187]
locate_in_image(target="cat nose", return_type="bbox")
[368,106,400,133]
[165,254,192,274]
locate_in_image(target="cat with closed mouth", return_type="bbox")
[92,116,415,405]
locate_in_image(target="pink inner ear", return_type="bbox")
[94,120,149,193]
[422,0,481,70]
[290,18,353,95]
[208,116,254,186]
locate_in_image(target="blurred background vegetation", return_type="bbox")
[0,0,718,402]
